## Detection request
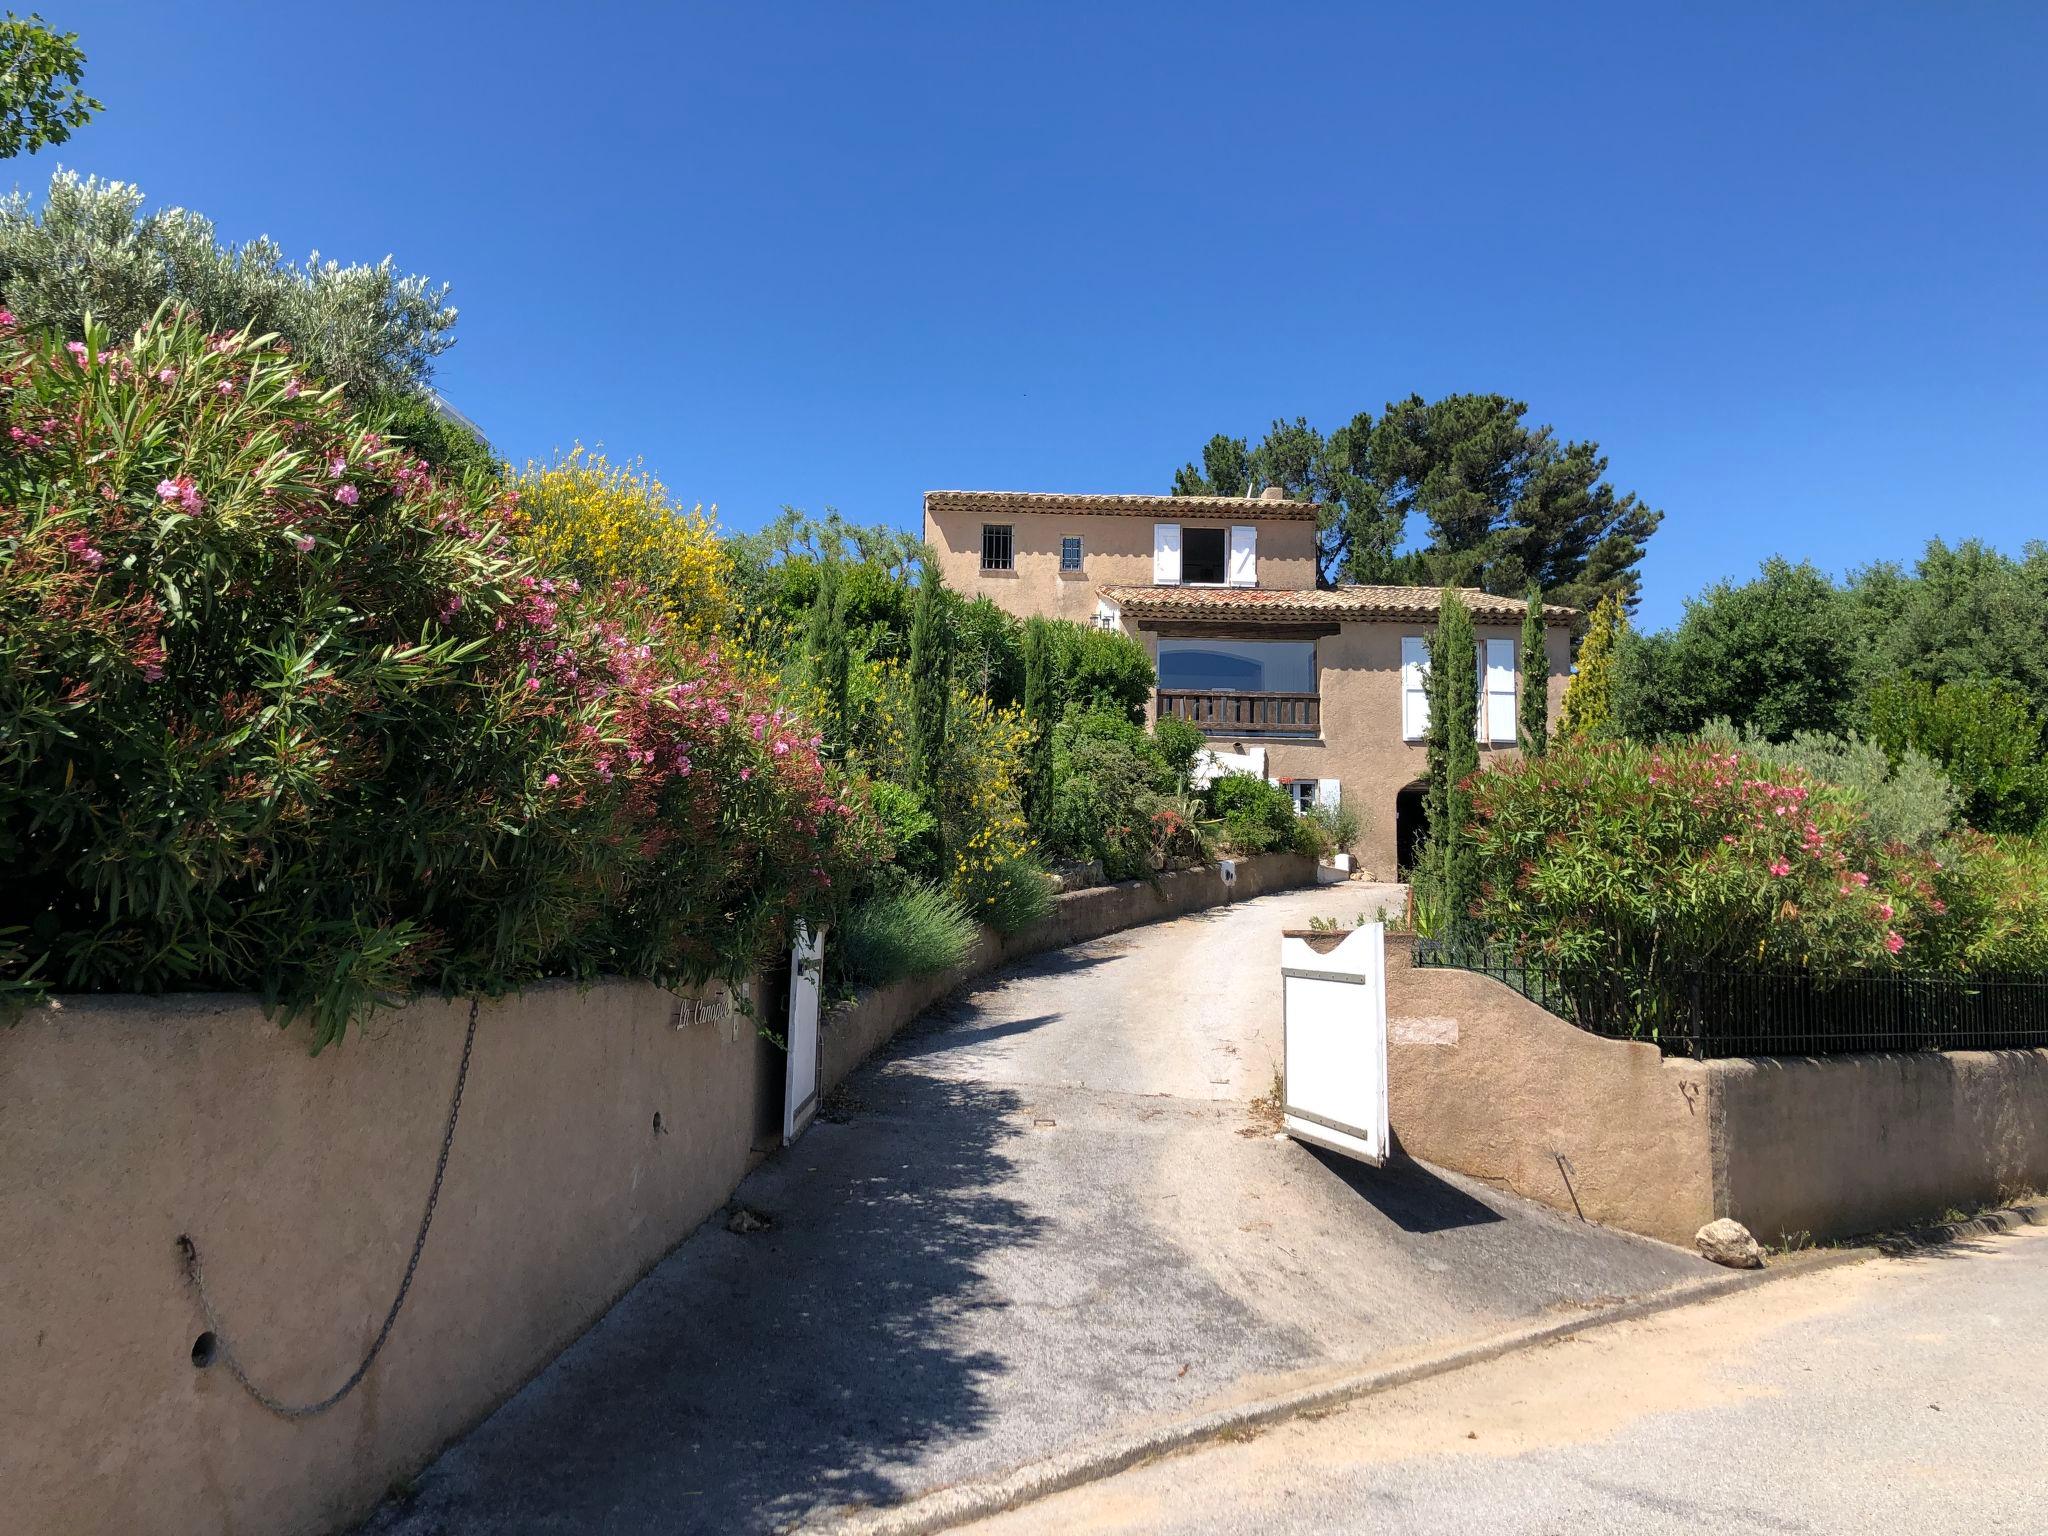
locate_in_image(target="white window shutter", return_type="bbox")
[1401,636,1429,740]
[1153,523,1182,585]
[1485,638,1516,743]
[1317,778,1341,811]
[1227,525,1257,586]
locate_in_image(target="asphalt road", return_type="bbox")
[963,1222,2048,1536]
[368,884,1719,1535]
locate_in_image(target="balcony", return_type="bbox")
[1157,689,1320,737]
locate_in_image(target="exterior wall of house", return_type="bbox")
[922,503,1320,621]
[1136,618,1573,878]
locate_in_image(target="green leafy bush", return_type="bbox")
[1302,797,1361,859]
[1151,712,1206,790]
[1208,773,1309,857]
[0,310,861,1044]
[1867,676,2048,835]
[1043,707,1173,880]
[1050,622,1155,723]
[960,849,1055,934]
[1939,837,2048,974]
[1467,739,1944,982]
[837,879,979,988]
[1695,721,1959,850]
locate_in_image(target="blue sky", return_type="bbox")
[40,2,2048,628]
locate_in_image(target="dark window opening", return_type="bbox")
[1060,535,1083,572]
[1181,527,1227,584]
[981,524,1013,571]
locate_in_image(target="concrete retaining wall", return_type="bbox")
[1389,938,2048,1246]
[2,852,1313,1536]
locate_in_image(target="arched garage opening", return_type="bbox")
[1395,780,1429,879]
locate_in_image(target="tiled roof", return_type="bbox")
[1097,584,1577,624]
[924,489,1320,522]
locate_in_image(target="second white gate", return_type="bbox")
[1279,922,1389,1166]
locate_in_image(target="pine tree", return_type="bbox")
[1519,585,1548,756]
[1420,590,1481,932]
[1560,592,1626,739]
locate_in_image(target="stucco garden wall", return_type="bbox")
[1,977,766,1536]
[1387,939,2048,1247]
[3,852,1315,1536]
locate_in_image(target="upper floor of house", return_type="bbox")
[923,488,1320,622]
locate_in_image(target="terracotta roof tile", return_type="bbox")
[1097,584,1576,624]
[924,489,1320,522]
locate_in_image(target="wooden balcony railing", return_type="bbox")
[1157,690,1321,736]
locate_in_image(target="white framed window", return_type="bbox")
[1401,636,1429,741]
[1288,779,1319,815]
[1152,523,1182,584]
[1060,535,1083,572]
[1483,638,1516,743]
[1227,525,1258,586]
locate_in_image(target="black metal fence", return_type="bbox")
[1412,938,2048,1060]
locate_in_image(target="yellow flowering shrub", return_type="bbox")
[864,658,1050,929]
[516,447,732,640]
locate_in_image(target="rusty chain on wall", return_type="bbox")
[175,996,480,1420]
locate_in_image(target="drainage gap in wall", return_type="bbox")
[191,1332,218,1369]
[652,1111,666,1137]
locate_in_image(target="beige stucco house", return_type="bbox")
[923,488,1576,878]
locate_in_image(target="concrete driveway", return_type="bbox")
[370,885,1717,1535]
[958,1222,2048,1535]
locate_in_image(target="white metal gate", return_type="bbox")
[1279,922,1389,1166]
[782,923,825,1145]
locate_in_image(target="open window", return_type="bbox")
[1181,528,1228,584]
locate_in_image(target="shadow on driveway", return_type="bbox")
[1307,1146,1506,1235]
[369,1071,1045,1535]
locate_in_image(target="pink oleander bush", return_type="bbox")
[0,307,868,1046]
[1466,739,1950,981]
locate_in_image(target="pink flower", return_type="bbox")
[65,340,87,362]
[1885,931,1905,955]
[156,478,180,500]
[216,379,235,395]
[335,483,360,506]
[525,677,541,691]
[157,368,177,385]
[544,773,560,788]
[328,455,347,478]
[284,378,302,400]
[1768,859,1791,877]
[0,309,14,327]
[64,533,103,567]
[293,533,315,554]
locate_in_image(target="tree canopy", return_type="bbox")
[1170,394,1661,613]
[0,171,457,397]
[0,12,99,159]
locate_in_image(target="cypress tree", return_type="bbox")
[1420,589,1481,933]
[907,563,952,836]
[1020,617,1057,829]
[1519,584,1548,756]
[805,559,851,760]
[1560,592,1625,740]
